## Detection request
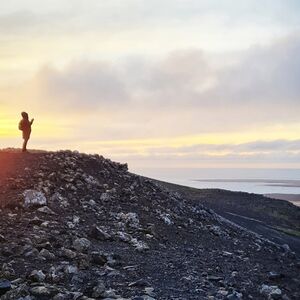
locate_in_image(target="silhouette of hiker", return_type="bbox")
[18,112,34,152]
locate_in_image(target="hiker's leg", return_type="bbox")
[22,138,28,152]
[22,139,26,152]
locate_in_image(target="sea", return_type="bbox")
[131,168,300,205]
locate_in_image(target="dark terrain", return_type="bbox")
[265,194,300,207]
[154,181,300,254]
[0,150,299,300]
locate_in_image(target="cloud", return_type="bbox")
[1,0,299,64]
[2,31,299,145]
[133,139,300,156]
[212,35,300,105]
[2,1,299,33]
[0,10,69,36]
[108,139,300,168]
[139,33,300,115]
[31,62,129,111]
[234,140,300,151]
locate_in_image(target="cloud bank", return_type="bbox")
[10,33,298,139]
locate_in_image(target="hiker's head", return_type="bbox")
[21,112,28,119]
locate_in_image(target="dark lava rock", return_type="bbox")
[0,150,299,300]
[268,271,284,280]
[0,280,11,296]
[128,279,151,287]
[207,275,223,282]
[90,251,107,266]
[89,225,112,241]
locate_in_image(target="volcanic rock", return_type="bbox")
[260,284,282,299]
[23,190,47,207]
[0,150,299,299]
[0,280,11,296]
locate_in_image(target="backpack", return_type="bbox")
[18,120,24,131]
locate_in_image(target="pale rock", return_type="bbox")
[73,238,91,252]
[260,284,282,299]
[130,238,149,252]
[23,190,47,207]
[37,206,56,215]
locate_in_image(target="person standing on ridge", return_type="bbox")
[18,112,34,152]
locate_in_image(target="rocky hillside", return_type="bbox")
[0,151,299,300]
[153,180,300,253]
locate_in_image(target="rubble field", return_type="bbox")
[0,151,299,300]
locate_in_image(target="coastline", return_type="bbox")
[194,179,300,187]
[264,193,300,207]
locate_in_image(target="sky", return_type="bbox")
[0,0,300,171]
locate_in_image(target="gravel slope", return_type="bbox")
[0,150,299,300]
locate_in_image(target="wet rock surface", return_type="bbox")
[0,150,299,299]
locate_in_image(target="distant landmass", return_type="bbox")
[265,193,300,206]
[194,179,300,188]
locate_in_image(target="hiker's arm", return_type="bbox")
[31,118,34,125]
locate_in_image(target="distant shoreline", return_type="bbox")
[194,179,300,188]
[264,193,300,206]
[186,179,300,207]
